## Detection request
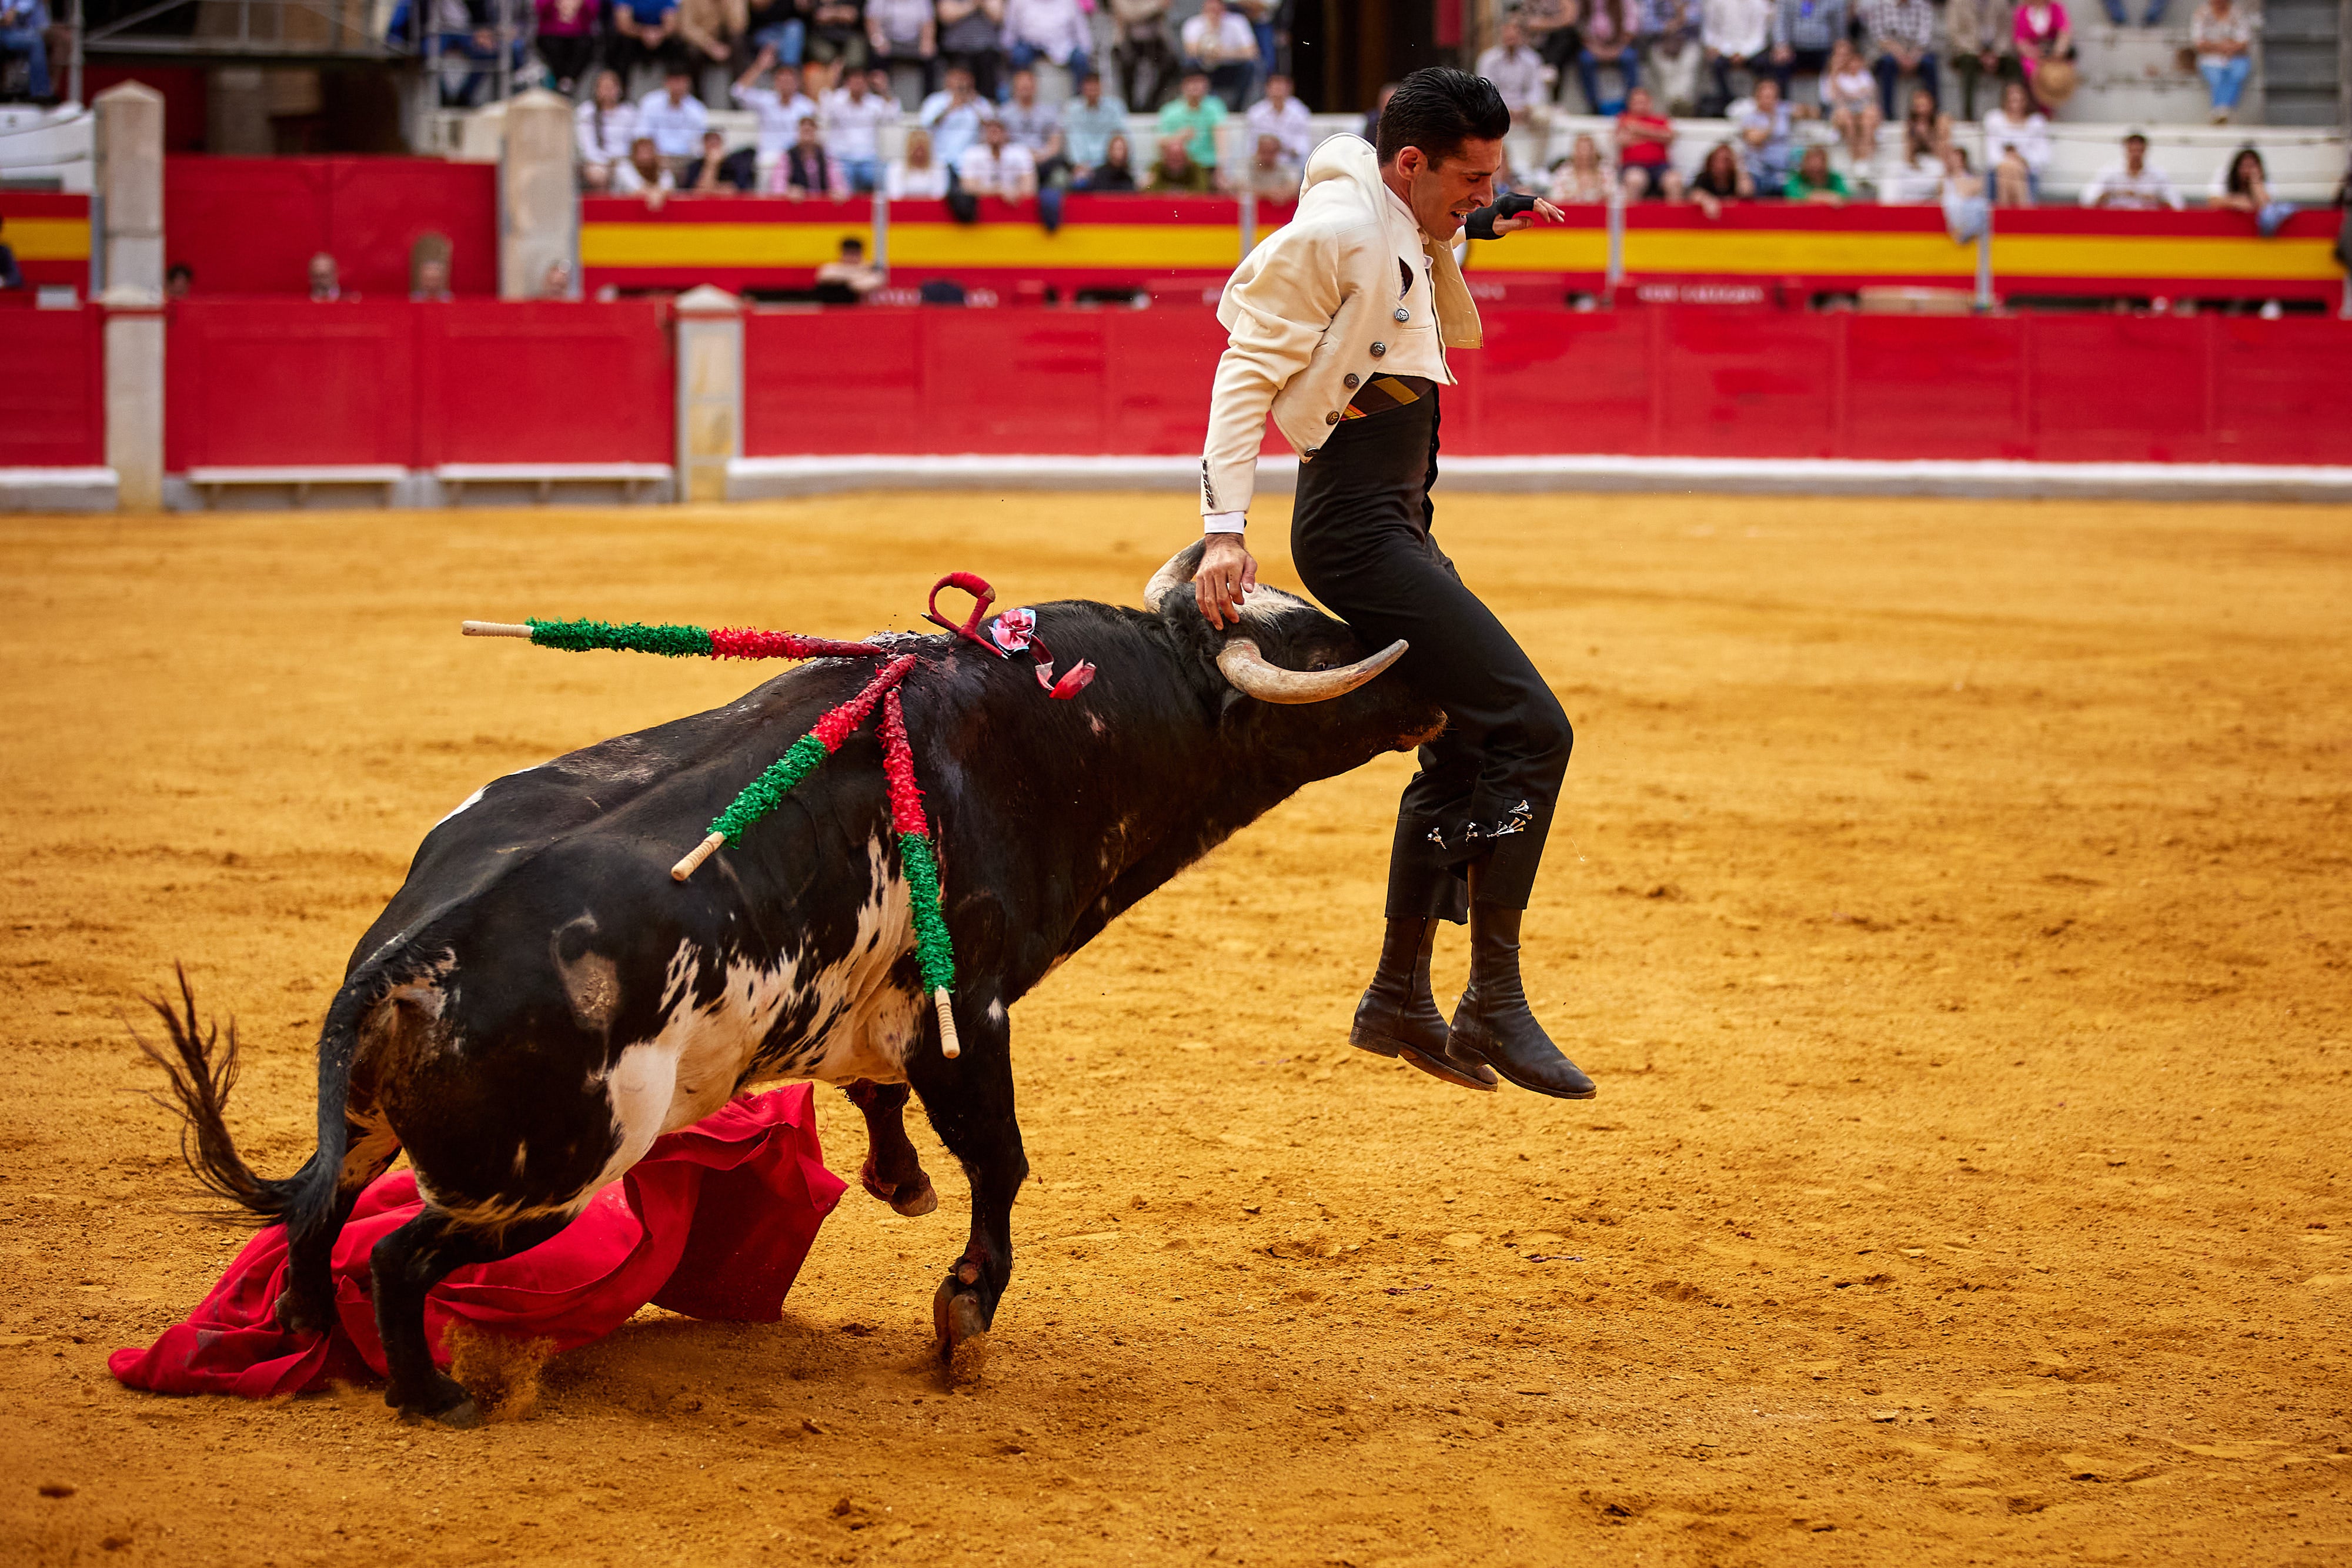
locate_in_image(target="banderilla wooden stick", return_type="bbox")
[933,990,961,1059]
[462,621,534,638]
[671,831,726,882]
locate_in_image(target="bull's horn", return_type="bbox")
[1141,543,1205,611]
[1215,637,1408,705]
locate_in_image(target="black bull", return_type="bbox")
[144,549,1446,1425]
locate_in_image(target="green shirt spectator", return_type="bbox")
[1157,73,1228,167]
[1783,147,1851,203]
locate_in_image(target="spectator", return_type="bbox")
[1181,0,1258,110]
[2189,0,2252,125]
[1232,0,1280,85]
[744,0,803,62]
[1228,132,1301,199]
[1878,85,1948,203]
[2081,130,2181,210]
[816,236,886,299]
[934,0,1004,99]
[679,0,748,85]
[1859,0,1935,121]
[956,115,1037,196]
[1082,131,1140,190]
[1,0,51,102]
[1108,0,1178,112]
[734,51,818,160]
[1064,72,1130,172]
[640,66,711,162]
[1548,133,1615,205]
[2010,0,2072,111]
[410,235,454,302]
[2210,146,2296,238]
[2101,0,2163,26]
[1819,39,1879,166]
[1147,134,1215,192]
[887,125,953,195]
[612,134,677,196]
[683,127,757,189]
[1944,0,2014,121]
[1577,0,1642,116]
[1688,139,1754,216]
[1614,86,1682,200]
[998,67,1065,180]
[539,258,574,297]
[1700,0,1772,116]
[1941,143,1988,241]
[577,69,640,190]
[416,0,511,108]
[1643,0,1704,115]
[1156,68,1227,168]
[533,0,599,95]
[308,252,342,302]
[1768,0,1845,93]
[1002,0,1089,79]
[1982,78,2048,205]
[1361,79,1398,143]
[1245,71,1314,165]
[1783,142,1849,203]
[770,114,843,195]
[866,0,935,106]
[805,0,869,72]
[824,65,897,191]
[607,0,680,85]
[918,64,995,165]
[1477,16,1556,135]
[1521,0,1581,88]
[1730,75,1804,190]
[165,262,193,299]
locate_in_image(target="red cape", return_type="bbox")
[109,1085,847,1399]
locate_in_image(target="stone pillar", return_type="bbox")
[673,286,744,504]
[96,83,165,512]
[500,87,579,300]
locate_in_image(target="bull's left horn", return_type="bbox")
[1141,542,1206,611]
[1215,637,1408,705]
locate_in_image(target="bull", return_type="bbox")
[142,544,1445,1426]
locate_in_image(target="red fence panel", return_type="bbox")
[165,158,497,299]
[2208,317,2352,467]
[0,305,104,467]
[1843,313,2029,461]
[415,300,673,464]
[2026,315,2216,464]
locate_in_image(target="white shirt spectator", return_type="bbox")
[1001,0,1091,61]
[1702,0,1770,56]
[919,89,997,167]
[1181,9,1258,63]
[1475,41,1551,114]
[955,141,1038,197]
[998,94,1063,155]
[823,84,898,162]
[886,156,953,199]
[733,82,820,160]
[1982,105,2050,176]
[637,88,710,161]
[609,157,676,196]
[2082,158,2183,210]
[1245,92,1315,165]
[576,98,639,167]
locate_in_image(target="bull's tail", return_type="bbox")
[136,963,364,1234]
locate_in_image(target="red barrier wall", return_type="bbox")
[164,158,499,299]
[0,305,104,467]
[165,299,673,470]
[745,306,2352,467]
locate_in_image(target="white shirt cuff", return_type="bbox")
[1202,512,1248,534]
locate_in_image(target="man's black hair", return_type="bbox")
[1375,67,1510,167]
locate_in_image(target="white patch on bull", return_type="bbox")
[512,1141,529,1178]
[432,761,547,828]
[987,999,1006,1024]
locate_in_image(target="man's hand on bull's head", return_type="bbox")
[1197,533,1259,629]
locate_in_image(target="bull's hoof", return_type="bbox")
[272,1288,332,1339]
[862,1161,939,1218]
[931,1275,988,1359]
[388,1373,481,1429]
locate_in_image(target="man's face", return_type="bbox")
[948,70,973,99]
[1392,138,1504,238]
[703,132,723,156]
[666,74,690,102]
[1012,71,1035,103]
[1182,75,1208,106]
[985,121,1008,149]
[1265,75,1289,105]
[1081,76,1101,104]
[777,66,799,95]
[1501,20,1524,48]
[1201,0,1224,19]
[1755,80,1779,111]
[2124,138,2146,172]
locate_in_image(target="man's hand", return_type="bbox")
[1488,195,1564,235]
[1195,533,1258,628]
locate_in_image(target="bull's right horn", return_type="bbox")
[1141,542,1207,611]
[1215,637,1408,705]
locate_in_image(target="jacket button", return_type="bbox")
[1369,342,1386,356]
[1304,446,1320,457]
[1324,411,1340,425]
[1343,373,1359,389]
[1393,307,1409,322]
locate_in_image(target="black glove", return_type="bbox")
[1464,192,1539,241]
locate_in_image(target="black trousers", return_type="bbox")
[1291,387,1572,921]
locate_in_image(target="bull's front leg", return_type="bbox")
[843,1078,938,1216]
[904,993,1024,1358]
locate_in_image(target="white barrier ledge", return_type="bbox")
[727,454,2352,505]
[0,467,118,513]
[187,465,407,509]
[435,463,675,504]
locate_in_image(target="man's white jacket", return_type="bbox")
[1200,134,1485,521]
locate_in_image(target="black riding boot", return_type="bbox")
[1350,917,1497,1092]
[1444,884,1598,1100]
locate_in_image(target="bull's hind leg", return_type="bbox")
[906,1001,1026,1356]
[369,1206,569,1427]
[278,1114,400,1337]
[845,1079,937,1216]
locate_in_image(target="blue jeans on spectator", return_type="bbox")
[1,23,51,98]
[2200,55,2250,112]
[2254,200,2294,237]
[1005,38,1088,82]
[753,19,805,63]
[838,155,883,193]
[1576,47,1639,115]
[2100,0,2167,21]
[1872,51,1937,120]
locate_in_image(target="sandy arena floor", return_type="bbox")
[0,491,2346,1566]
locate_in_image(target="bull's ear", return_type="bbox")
[1142,541,1208,611]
